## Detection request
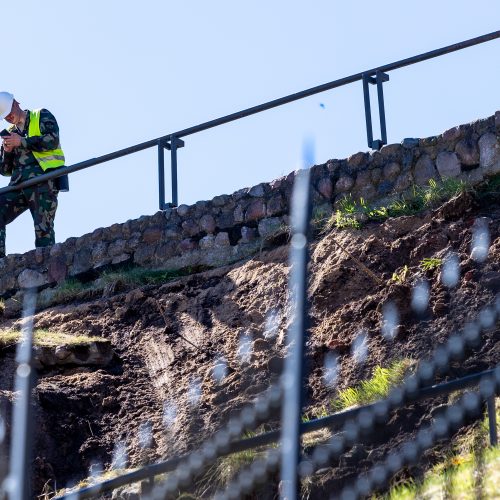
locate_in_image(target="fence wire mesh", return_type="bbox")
[210,309,498,500]
[2,180,496,500]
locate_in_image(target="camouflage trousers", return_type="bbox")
[0,185,58,258]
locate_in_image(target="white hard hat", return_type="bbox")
[0,92,14,120]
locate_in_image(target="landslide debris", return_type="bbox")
[0,185,498,498]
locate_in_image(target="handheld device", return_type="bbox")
[0,129,11,137]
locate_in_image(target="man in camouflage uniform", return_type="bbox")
[0,93,63,258]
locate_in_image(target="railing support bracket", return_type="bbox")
[363,70,389,150]
[158,136,185,210]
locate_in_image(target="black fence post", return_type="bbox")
[487,396,498,446]
[280,168,312,500]
[7,290,37,500]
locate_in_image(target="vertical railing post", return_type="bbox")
[158,137,184,209]
[158,140,166,210]
[280,167,312,500]
[167,136,184,208]
[376,70,388,146]
[362,74,373,149]
[487,396,498,446]
[362,71,389,150]
[170,136,179,208]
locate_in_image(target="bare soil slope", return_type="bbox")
[0,189,499,497]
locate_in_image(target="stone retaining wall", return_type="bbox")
[1,112,498,298]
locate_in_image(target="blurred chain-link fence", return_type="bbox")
[0,161,498,500]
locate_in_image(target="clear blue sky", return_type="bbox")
[1,1,499,255]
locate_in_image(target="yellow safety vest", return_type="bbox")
[27,109,65,171]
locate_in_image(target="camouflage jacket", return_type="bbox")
[0,108,61,186]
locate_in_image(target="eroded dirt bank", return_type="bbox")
[0,189,499,497]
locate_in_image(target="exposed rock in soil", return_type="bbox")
[33,341,114,368]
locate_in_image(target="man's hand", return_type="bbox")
[1,139,14,153]
[3,133,22,150]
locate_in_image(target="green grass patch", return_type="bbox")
[475,172,500,196]
[333,211,362,230]
[331,359,414,412]
[204,448,263,491]
[391,265,409,284]
[41,265,208,308]
[100,266,201,287]
[51,468,138,499]
[417,178,469,207]
[198,441,264,494]
[311,205,334,233]
[327,178,470,231]
[48,278,96,304]
[0,328,104,347]
[326,195,362,230]
[196,426,278,495]
[377,397,500,499]
[0,329,20,346]
[380,448,500,499]
[420,257,442,271]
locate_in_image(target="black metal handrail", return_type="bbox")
[1,31,498,210]
[53,367,499,499]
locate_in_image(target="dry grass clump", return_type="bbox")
[0,328,104,348]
